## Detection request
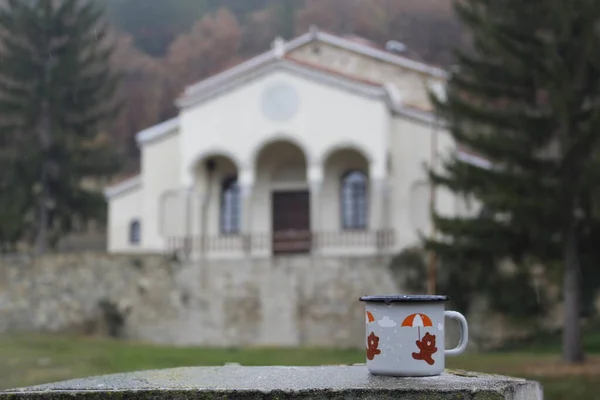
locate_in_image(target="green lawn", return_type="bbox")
[0,333,599,400]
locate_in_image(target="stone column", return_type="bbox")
[184,187,194,257]
[308,164,323,252]
[381,179,393,249]
[369,174,387,249]
[369,177,386,230]
[240,184,253,253]
[239,168,255,253]
[309,180,322,252]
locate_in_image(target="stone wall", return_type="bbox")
[0,253,179,338]
[0,252,537,349]
[0,253,400,348]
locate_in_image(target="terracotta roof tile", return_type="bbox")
[402,103,435,113]
[316,29,446,71]
[283,54,383,87]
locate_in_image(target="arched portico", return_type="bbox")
[171,136,392,258]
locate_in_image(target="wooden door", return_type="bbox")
[272,191,311,254]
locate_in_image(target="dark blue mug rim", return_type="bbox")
[359,294,450,303]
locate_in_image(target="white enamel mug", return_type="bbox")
[359,294,468,377]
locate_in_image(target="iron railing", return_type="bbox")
[166,229,395,256]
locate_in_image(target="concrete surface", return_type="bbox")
[0,365,543,399]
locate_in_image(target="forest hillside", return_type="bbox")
[98,0,467,172]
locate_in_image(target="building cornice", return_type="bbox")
[176,58,388,110]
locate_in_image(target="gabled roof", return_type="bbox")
[180,27,447,104]
[176,54,389,110]
[179,27,447,105]
[133,55,437,147]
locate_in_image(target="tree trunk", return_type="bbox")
[34,59,53,255]
[34,107,51,255]
[279,0,296,39]
[34,165,49,255]
[562,220,584,363]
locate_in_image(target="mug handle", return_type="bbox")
[444,310,469,356]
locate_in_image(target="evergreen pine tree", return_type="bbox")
[0,0,123,253]
[276,0,298,40]
[0,145,32,252]
[425,0,600,363]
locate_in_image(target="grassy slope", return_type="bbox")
[0,333,599,400]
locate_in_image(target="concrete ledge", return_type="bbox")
[0,365,543,399]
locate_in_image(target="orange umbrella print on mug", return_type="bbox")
[366,311,375,323]
[401,313,433,340]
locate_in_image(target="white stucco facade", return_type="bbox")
[105,176,142,253]
[178,69,389,187]
[104,28,486,258]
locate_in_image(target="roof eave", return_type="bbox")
[104,176,142,199]
[135,117,180,146]
[390,104,441,126]
[181,50,278,104]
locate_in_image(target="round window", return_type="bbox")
[261,82,299,122]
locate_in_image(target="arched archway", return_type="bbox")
[253,139,310,254]
[189,148,243,176]
[322,147,370,231]
[255,140,308,186]
[340,170,368,230]
[192,154,241,237]
[319,142,373,166]
[250,134,312,168]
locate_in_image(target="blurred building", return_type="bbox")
[103,27,486,258]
